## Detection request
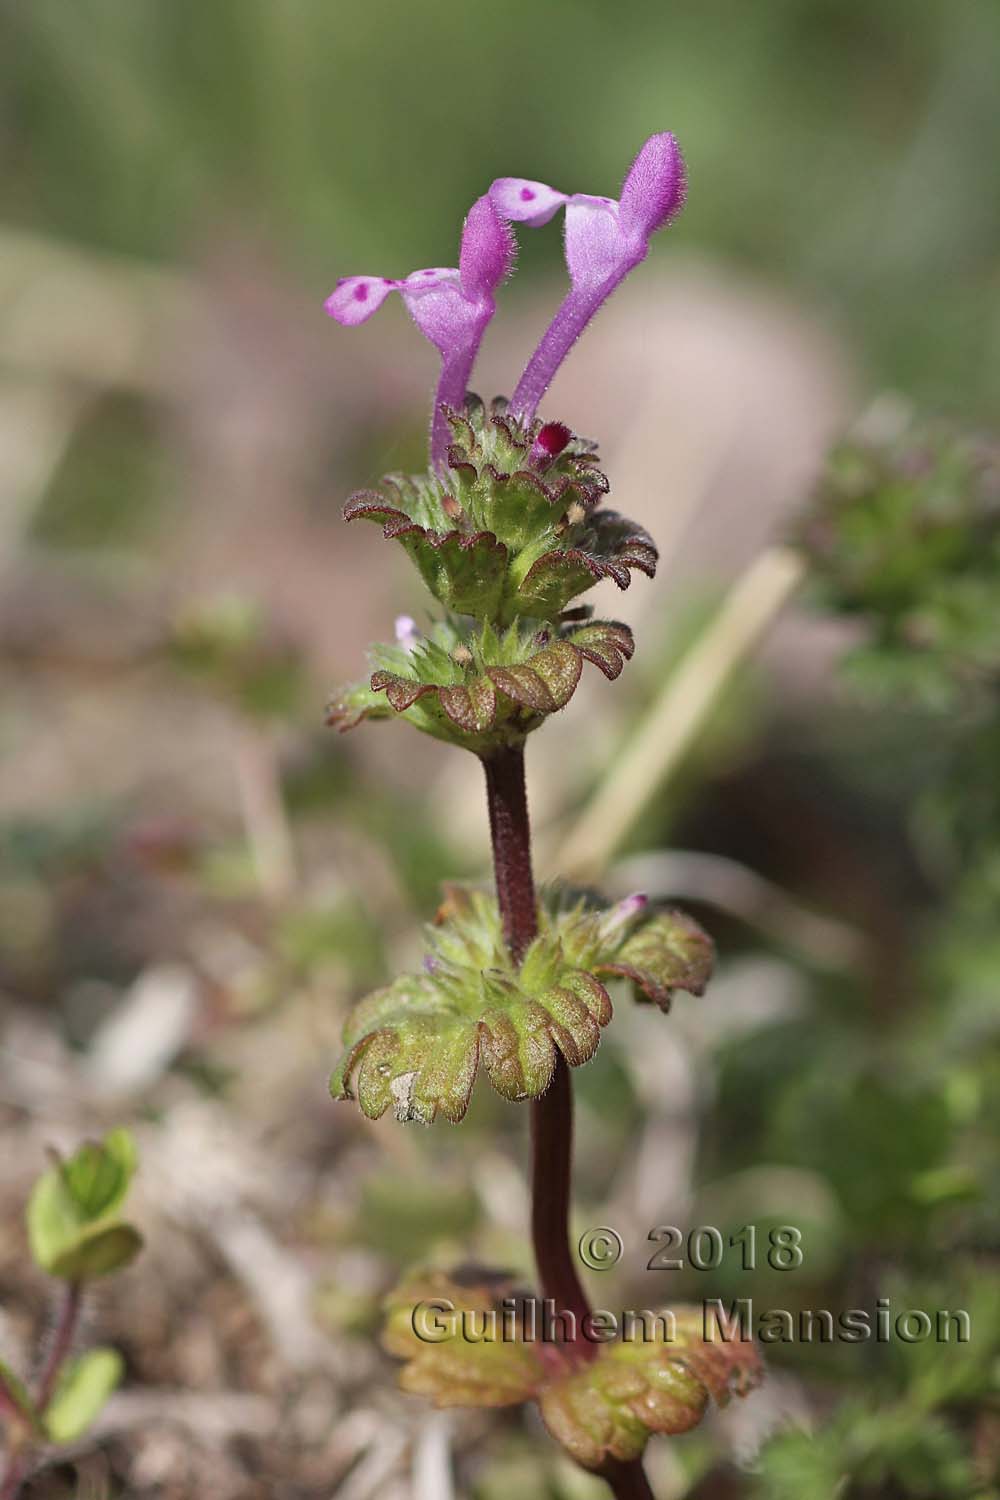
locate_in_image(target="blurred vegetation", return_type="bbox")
[3,0,999,415]
[1,3,999,1498]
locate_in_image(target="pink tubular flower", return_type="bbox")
[491,133,686,423]
[394,614,421,652]
[325,195,514,470]
[599,892,649,942]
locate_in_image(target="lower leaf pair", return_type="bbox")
[384,1271,762,1469]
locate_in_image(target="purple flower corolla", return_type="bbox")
[491,134,686,423]
[394,615,421,653]
[599,892,649,942]
[325,196,514,470]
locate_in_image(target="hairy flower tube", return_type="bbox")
[492,132,686,422]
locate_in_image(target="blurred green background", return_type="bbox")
[0,2,998,1498]
[5,0,1000,412]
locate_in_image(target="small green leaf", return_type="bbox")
[49,1225,144,1282]
[28,1170,84,1277]
[27,1131,140,1280]
[42,1348,123,1444]
[0,1357,41,1435]
[61,1128,136,1220]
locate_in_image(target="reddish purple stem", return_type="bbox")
[601,1457,657,1500]
[530,1052,595,1338]
[481,744,540,964]
[36,1283,81,1413]
[0,1283,82,1500]
[480,743,656,1500]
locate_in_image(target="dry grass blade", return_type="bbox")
[550,546,806,881]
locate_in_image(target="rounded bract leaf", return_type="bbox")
[326,618,634,753]
[330,960,612,1124]
[344,487,509,617]
[538,1338,707,1465]
[324,679,395,732]
[594,909,714,1011]
[343,396,656,624]
[512,511,657,620]
[538,1308,762,1468]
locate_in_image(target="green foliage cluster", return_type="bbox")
[738,423,1000,1498]
[170,595,307,721]
[800,420,1000,910]
[800,424,1000,711]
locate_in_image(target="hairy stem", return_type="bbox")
[36,1282,81,1413]
[529,1053,593,1335]
[482,746,589,1318]
[599,1457,657,1500]
[481,743,654,1500]
[481,743,539,964]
